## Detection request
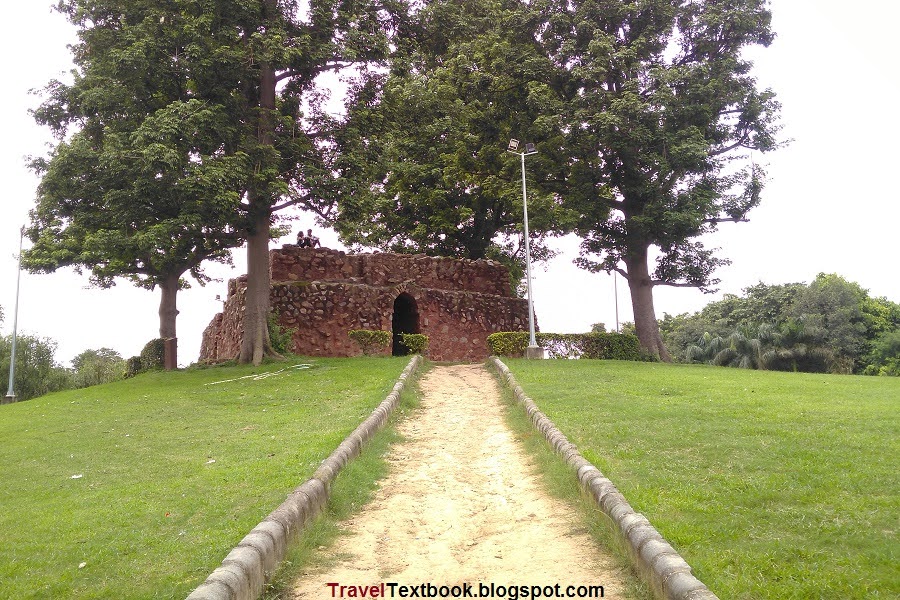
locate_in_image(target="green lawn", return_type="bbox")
[502,359,899,600]
[0,356,412,599]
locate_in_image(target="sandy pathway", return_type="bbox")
[291,364,634,597]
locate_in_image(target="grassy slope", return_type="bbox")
[503,359,899,600]
[0,357,412,600]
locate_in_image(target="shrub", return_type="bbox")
[486,332,530,357]
[139,339,166,371]
[124,356,143,378]
[400,333,429,355]
[72,348,126,388]
[267,312,296,355]
[0,334,73,401]
[487,331,645,361]
[348,330,391,355]
[581,331,645,360]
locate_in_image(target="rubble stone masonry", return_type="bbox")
[199,246,533,362]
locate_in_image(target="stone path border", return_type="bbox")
[489,357,719,600]
[186,355,422,600]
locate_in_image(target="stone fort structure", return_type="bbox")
[199,246,533,362]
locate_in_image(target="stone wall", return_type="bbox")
[199,246,533,362]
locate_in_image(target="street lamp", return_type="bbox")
[507,139,543,359]
[4,226,25,403]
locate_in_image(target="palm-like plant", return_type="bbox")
[687,319,837,373]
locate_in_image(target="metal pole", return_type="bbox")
[520,151,538,351]
[5,227,24,402]
[614,271,620,333]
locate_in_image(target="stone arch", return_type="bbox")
[392,292,420,356]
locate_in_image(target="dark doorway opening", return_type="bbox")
[392,293,420,356]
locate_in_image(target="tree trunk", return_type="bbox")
[239,209,273,365]
[239,51,278,366]
[158,273,180,370]
[624,247,672,362]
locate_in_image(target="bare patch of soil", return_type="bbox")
[291,364,635,597]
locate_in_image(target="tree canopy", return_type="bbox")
[71,348,126,388]
[0,334,73,402]
[331,0,782,356]
[28,0,398,364]
[663,274,900,375]
[329,0,569,284]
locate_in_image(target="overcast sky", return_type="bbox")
[2,1,898,367]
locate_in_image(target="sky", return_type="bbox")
[2,1,899,367]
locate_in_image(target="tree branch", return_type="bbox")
[703,216,749,224]
[709,136,749,157]
[275,60,355,83]
[650,279,701,288]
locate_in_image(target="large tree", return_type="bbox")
[26,113,246,368]
[329,0,569,282]
[30,0,395,365]
[25,2,249,367]
[542,0,782,359]
[203,0,395,364]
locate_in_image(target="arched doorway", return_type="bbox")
[392,293,420,356]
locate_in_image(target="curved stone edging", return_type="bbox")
[489,357,718,600]
[186,355,423,600]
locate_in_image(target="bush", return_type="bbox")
[267,312,296,355]
[0,334,73,401]
[124,356,143,378]
[581,331,645,360]
[400,333,429,355]
[348,330,391,355]
[487,331,645,361]
[72,348,126,388]
[139,339,166,371]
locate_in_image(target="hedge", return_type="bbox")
[348,330,391,355]
[486,331,647,361]
[139,339,166,370]
[400,333,429,355]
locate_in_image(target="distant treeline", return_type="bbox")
[658,273,900,375]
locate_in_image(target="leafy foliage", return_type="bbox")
[124,356,144,379]
[348,330,392,356]
[331,0,568,280]
[267,313,297,356]
[26,1,253,360]
[539,0,782,358]
[71,348,126,388]
[139,339,166,372]
[686,321,836,373]
[670,274,900,374]
[0,335,73,401]
[863,331,900,377]
[399,333,429,355]
[661,282,806,360]
[31,0,398,365]
[487,331,644,361]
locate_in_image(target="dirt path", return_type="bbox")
[291,364,635,597]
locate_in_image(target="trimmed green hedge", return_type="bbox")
[487,331,647,361]
[124,356,143,378]
[139,339,166,370]
[348,329,391,355]
[125,338,167,378]
[400,333,429,355]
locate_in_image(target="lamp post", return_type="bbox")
[4,226,25,403]
[507,139,543,359]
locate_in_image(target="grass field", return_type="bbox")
[0,356,413,599]
[502,359,899,599]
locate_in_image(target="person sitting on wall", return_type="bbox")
[306,229,321,248]
[297,230,310,248]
